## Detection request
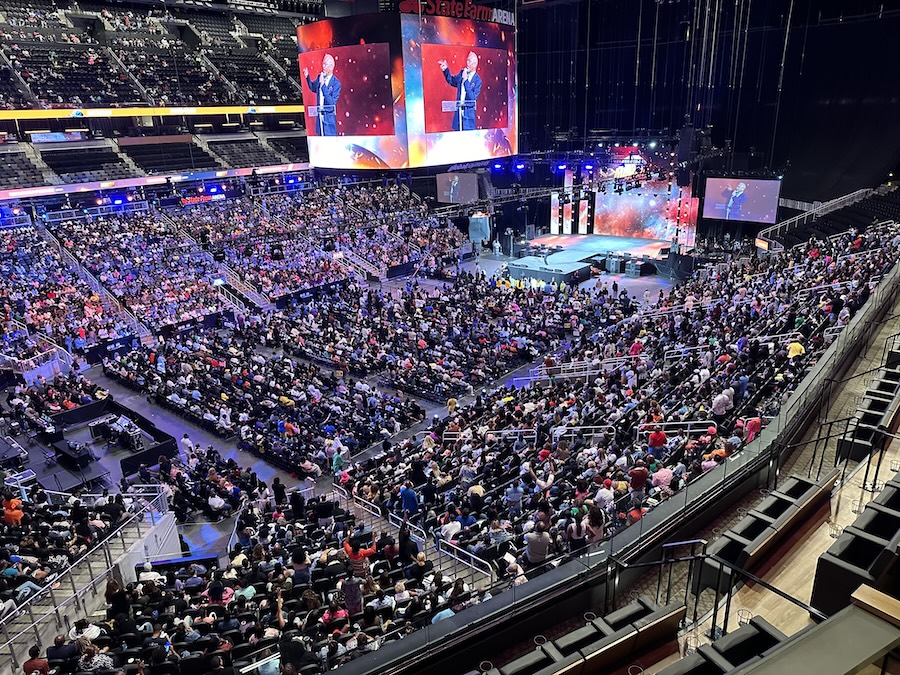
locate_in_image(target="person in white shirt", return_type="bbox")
[366,590,396,612]
[138,562,162,584]
[208,492,231,518]
[179,434,195,457]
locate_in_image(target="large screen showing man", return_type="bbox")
[436,172,478,203]
[439,52,482,131]
[702,177,781,224]
[303,54,341,137]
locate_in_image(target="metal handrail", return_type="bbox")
[226,501,250,557]
[435,537,494,584]
[0,490,169,666]
[758,187,872,242]
[635,419,717,442]
[551,424,616,444]
[0,561,119,667]
[387,512,427,544]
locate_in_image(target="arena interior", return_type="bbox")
[0,0,898,674]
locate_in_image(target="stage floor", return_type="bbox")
[530,234,670,264]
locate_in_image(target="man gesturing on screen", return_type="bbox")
[303,54,341,137]
[439,52,482,131]
[720,182,748,220]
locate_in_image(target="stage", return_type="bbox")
[508,234,670,284]
[530,234,671,262]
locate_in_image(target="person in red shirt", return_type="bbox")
[647,427,667,454]
[23,645,49,675]
[628,460,650,498]
[344,533,379,577]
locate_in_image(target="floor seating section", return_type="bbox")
[810,472,900,616]
[694,469,839,594]
[485,597,686,675]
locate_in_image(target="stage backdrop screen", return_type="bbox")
[436,172,479,203]
[297,15,408,169]
[593,179,688,242]
[702,177,782,224]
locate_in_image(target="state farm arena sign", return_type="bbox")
[399,0,516,27]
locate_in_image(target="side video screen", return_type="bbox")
[702,177,782,224]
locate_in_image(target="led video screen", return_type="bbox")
[297,16,408,169]
[702,177,782,224]
[297,13,516,170]
[593,179,694,242]
[298,44,395,138]
[421,45,509,133]
[436,172,479,203]
[402,15,517,167]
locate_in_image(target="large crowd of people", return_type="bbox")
[338,219,900,583]
[50,213,227,327]
[0,225,132,357]
[3,159,898,674]
[102,327,426,478]
[256,272,585,401]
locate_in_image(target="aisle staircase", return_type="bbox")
[333,485,495,591]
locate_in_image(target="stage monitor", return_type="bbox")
[436,172,479,203]
[702,177,782,224]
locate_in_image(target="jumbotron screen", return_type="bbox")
[296,16,407,169]
[296,12,517,169]
[702,177,782,224]
[401,15,517,167]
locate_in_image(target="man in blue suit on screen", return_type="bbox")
[303,53,341,136]
[439,51,482,131]
[720,182,748,220]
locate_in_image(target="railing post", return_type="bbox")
[48,585,62,628]
[85,556,96,593]
[26,602,39,643]
[68,572,82,613]
[722,574,735,637]
[103,540,113,569]
[708,560,724,640]
[2,619,17,668]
